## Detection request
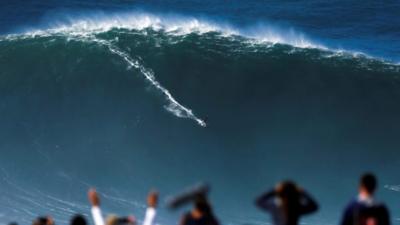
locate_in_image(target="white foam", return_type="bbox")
[20,12,235,39]
[3,10,399,66]
[18,11,321,49]
[2,13,210,127]
[384,184,400,192]
[4,11,395,63]
[84,36,207,127]
[242,25,325,49]
[1,11,398,126]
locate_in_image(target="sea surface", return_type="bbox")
[0,1,399,225]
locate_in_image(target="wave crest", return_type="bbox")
[19,11,322,49]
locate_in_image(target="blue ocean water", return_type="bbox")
[0,1,400,225]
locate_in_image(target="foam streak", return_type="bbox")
[90,38,206,127]
[384,184,400,192]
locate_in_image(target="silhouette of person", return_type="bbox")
[340,173,390,225]
[88,188,136,225]
[167,183,219,225]
[32,216,54,225]
[88,188,158,225]
[255,181,318,225]
[143,191,159,225]
[71,215,87,225]
[179,195,219,225]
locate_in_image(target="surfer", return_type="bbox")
[340,173,391,225]
[255,181,318,225]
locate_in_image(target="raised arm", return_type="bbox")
[298,191,318,215]
[255,189,276,211]
[89,188,105,225]
[179,213,190,225]
[143,191,158,225]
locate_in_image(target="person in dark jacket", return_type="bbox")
[179,195,219,225]
[71,215,87,225]
[255,181,318,225]
[340,173,390,225]
[167,183,219,225]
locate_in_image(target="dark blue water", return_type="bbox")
[0,1,399,225]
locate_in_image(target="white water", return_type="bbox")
[2,13,211,127]
[384,184,400,192]
[1,11,399,126]
[19,11,320,49]
[87,37,207,127]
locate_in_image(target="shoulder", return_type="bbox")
[343,200,360,213]
[180,212,194,225]
[374,203,390,214]
[346,199,359,208]
[183,212,192,219]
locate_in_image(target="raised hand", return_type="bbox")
[147,191,159,208]
[88,188,100,206]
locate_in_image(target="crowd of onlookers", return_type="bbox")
[7,172,391,225]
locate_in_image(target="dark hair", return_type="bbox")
[71,215,87,225]
[277,181,299,200]
[33,217,50,225]
[360,173,377,194]
[193,194,217,218]
[276,181,301,218]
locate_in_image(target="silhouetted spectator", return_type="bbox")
[143,191,159,225]
[88,188,136,225]
[168,183,219,225]
[32,216,54,225]
[71,215,87,225]
[105,215,135,225]
[340,173,390,225]
[255,181,318,225]
[179,195,219,225]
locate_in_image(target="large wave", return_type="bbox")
[6,11,395,59]
[1,10,400,225]
[1,11,398,127]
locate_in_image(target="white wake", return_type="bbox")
[85,36,207,127]
[384,184,400,192]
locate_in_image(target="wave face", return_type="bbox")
[1,14,400,225]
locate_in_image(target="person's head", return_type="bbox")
[147,191,159,208]
[71,215,87,225]
[359,173,377,196]
[193,195,213,217]
[32,216,54,225]
[276,181,299,202]
[106,215,135,225]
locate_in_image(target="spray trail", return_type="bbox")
[384,184,400,192]
[88,37,207,127]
